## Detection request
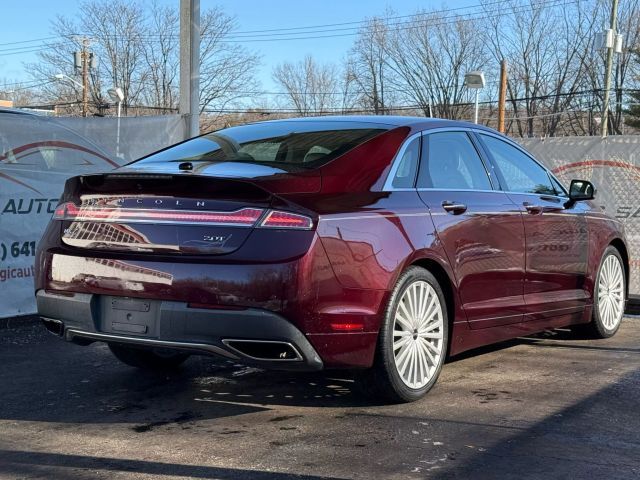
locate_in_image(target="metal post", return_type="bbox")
[602,0,619,138]
[498,59,507,133]
[82,39,89,117]
[474,90,479,124]
[116,101,121,158]
[180,0,200,139]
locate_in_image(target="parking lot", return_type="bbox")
[1,318,639,480]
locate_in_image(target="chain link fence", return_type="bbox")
[519,136,640,299]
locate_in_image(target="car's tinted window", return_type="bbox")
[418,131,491,190]
[134,121,387,169]
[391,136,420,188]
[479,134,555,195]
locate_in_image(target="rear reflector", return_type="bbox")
[53,202,264,227]
[330,323,365,331]
[259,210,313,230]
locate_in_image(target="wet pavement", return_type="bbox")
[1,318,639,479]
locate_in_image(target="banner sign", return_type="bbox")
[0,118,637,318]
[0,113,185,317]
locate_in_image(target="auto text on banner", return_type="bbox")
[0,113,186,318]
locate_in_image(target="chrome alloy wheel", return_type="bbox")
[392,280,444,389]
[597,254,625,330]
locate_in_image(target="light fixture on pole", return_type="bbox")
[107,87,125,158]
[107,87,124,117]
[53,73,85,91]
[464,71,485,124]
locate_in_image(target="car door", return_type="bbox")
[417,129,526,329]
[476,133,589,321]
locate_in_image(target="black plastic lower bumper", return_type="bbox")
[36,290,323,371]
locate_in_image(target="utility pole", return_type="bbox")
[74,38,95,117]
[498,59,507,133]
[81,39,89,117]
[602,0,619,138]
[180,0,200,139]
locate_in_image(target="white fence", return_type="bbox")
[0,114,185,317]
[0,123,638,317]
[518,136,640,299]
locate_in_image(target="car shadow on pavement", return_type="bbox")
[429,366,640,479]
[0,449,348,480]
[0,325,387,427]
[4,322,629,428]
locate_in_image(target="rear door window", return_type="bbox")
[417,131,492,190]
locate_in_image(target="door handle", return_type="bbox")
[523,201,564,214]
[442,201,467,214]
[523,202,543,214]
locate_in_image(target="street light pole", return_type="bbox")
[474,89,479,124]
[464,71,486,124]
[81,39,89,117]
[108,87,124,159]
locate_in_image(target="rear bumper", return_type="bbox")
[36,289,323,371]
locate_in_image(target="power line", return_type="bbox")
[0,35,63,48]
[0,0,580,54]
[220,0,515,35]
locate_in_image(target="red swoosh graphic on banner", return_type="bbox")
[0,172,42,194]
[552,159,640,178]
[0,141,118,167]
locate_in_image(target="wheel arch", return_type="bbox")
[609,238,630,300]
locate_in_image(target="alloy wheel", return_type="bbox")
[597,254,625,330]
[392,280,444,389]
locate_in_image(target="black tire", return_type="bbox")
[580,246,626,339]
[108,344,190,371]
[357,266,449,403]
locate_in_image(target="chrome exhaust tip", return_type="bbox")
[222,339,302,361]
[41,317,64,336]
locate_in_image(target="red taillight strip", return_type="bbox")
[259,210,313,230]
[54,203,263,227]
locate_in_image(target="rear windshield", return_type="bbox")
[134,120,387,169]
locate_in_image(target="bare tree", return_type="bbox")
[483,0,600,137]
[141,1,179,111]
[349,16,395,114]
[272,55,342,115]
[384,11,488,119]
[198,7,261,115]
[0,79,39,107]
[26,1,261,117]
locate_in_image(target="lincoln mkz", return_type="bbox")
[35,116,629,402]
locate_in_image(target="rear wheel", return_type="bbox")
[358,266,448,403]
[584,246,626,338]
[108,344,190,371]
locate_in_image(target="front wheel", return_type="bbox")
[358,266,449,403]
[585,246,626,338]
[109,344,190,371]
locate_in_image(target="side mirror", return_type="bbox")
[568,179,596,202]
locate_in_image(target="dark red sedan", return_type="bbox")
[35,116,629,402]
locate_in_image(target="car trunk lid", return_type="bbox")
[57,170,316,255]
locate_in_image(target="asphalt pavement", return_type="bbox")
[1,318,639,479]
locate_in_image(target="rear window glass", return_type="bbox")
[134,121,387,169]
